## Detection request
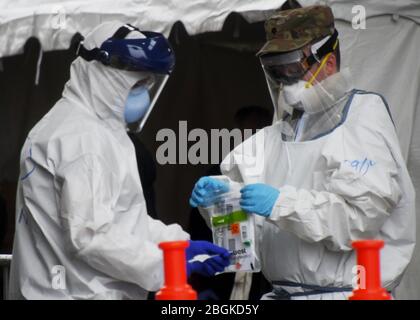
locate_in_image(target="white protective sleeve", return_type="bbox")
[56,153,188,291]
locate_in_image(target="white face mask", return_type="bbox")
[281,69,352,114]
[282,80,307,109]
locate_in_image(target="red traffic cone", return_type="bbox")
[155,240,197,300]
[349,240,391,300]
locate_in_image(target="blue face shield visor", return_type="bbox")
[76,24,175,74]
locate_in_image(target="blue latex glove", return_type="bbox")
[240,183,280,217]
[186,240,231,277]
[189,177,229,208]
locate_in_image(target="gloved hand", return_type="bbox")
[189,177,229,208]
[240,183,280,217]
[186,240,231,277]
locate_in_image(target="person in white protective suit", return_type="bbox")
[9,21,230,300]
[189,5,416,300]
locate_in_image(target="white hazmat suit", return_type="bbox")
[9,21,189,300]
[208,89,415,299]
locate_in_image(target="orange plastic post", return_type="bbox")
[155,240,197,300]
[348,240,391,300]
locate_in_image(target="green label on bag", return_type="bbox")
[211,210,248,227]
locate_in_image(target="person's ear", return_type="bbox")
[325,53,337,75]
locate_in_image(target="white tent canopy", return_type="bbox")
[1,0,420,57]
[1,0,420,299]
[0,0,284,58]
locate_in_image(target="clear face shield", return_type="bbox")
[259,35,352,142]
[124,73,169,133]
[260,50,309,120]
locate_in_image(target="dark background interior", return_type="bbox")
[0,13,272,253]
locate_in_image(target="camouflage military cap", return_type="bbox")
[257,5,335,56]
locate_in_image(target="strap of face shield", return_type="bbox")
[111,24,139,40]
[75,24,139,64]
[304,29,338,68]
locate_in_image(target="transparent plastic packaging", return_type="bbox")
[206,191,261,273]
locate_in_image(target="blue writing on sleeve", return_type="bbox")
[343,157,376,175]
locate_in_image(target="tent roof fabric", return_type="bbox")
[1,0,420,58]
[0,0,285,58]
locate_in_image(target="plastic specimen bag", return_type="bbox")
[207,191,261,273]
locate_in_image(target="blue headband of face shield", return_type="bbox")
[76,24,175,74]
